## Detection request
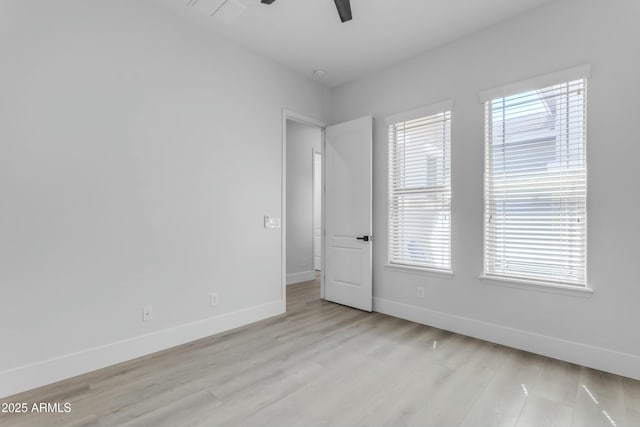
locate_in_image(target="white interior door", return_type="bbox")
[324,116,373,312]
[313,151,322,271]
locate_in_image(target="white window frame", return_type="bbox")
[385,100,453,275]
[479,65,592,292]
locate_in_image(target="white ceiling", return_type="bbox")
[156,0,553,87]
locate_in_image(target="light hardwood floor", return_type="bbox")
[2,277,639,427]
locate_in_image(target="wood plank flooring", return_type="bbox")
[1,277,639,426]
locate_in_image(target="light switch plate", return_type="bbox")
[264,216,281,229]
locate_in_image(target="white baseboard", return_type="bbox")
[373,297,640,381]
[286,270,316,285]
[0,300,285,399]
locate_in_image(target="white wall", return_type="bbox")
[329,0,640,379]
[286,121,321,284]
[0,0,328,397]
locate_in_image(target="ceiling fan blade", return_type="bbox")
[261,0,276,4]
[333,0,352,23]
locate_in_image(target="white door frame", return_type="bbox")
[281,109,327,307]
[312,149,322,272]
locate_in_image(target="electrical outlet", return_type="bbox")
[210,293,219,307]
[416,286,425,299]
[143,305,153,321]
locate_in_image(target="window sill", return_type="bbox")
[384,263,454,278]
[479,274,594,297]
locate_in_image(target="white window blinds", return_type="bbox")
[388,108,451,271]
[484,78,587,286]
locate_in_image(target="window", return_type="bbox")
[387,102,452,271]
[483,72,587,287]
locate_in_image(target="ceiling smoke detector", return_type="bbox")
[313,69,327,78]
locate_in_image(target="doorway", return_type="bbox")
[284,114,325,301]
[281,110,373,312]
